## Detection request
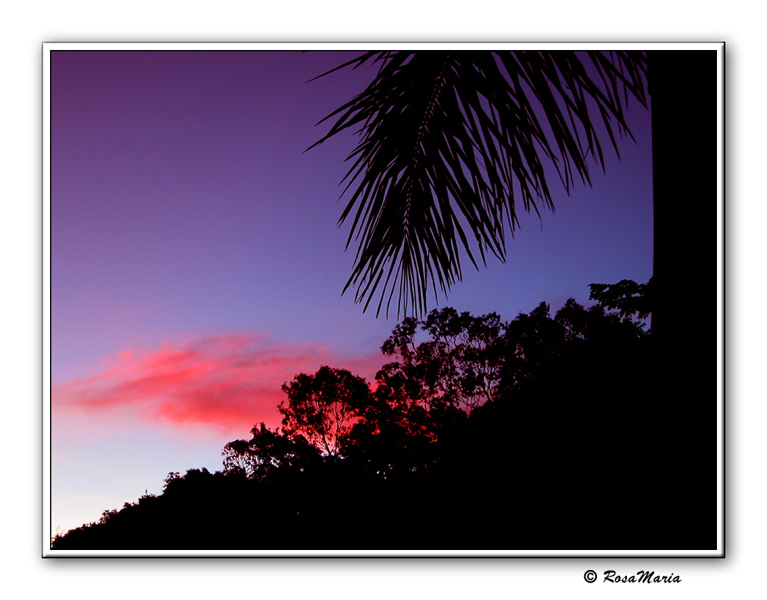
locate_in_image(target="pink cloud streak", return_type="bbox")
[53,332,385,433]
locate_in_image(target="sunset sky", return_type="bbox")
[49,48,653,535]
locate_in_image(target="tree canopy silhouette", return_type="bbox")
[309,50,648,317]
[221,422,321,481]
[278,366,370,456]
[51,283,705,552]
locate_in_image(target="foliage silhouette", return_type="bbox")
[309,50,648,317]
[589,278,653,322]
[279,366,370,456]
[50,282,715,552]
[222,422,322,481]
[379,307,505,410]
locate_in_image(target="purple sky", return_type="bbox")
[50,50,653,534]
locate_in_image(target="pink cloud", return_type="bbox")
[53,332,385,433]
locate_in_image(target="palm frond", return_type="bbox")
[310,50,648,318]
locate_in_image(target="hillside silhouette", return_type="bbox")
[52,282,715,551]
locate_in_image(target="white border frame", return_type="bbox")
[42,41,725,558]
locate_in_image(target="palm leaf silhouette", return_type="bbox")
[309,50,648,317]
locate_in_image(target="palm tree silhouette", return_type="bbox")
[309,50,648,317]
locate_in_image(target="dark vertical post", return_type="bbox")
[648,49,719,549]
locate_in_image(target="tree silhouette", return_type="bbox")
[378,307,505,409]
[279,366,370,456]
[54,284,715,551]
[221,422,321,481]
[309,50,648,317]
[588,278,653,321]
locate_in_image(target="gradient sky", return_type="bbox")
[50,49,653,534]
